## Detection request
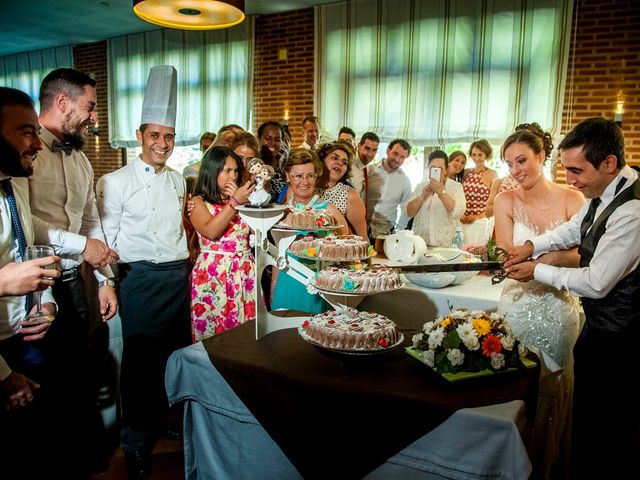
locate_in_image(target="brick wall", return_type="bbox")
[558,0,640,182]
[253,9,315,145]
[73,3,638,179]
[73,42,124,181]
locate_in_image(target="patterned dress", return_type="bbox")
[322,182,349,215]
[462,169,493,244]
[462,169,491,216]
[191,201,256,341]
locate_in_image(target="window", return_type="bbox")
[317,0,573,147]
[108,22,253,149]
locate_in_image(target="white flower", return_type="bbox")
[421,349,435,367]
[447,348,465,366]
[491,352,505,369]
[422,321,435,333]
[518,343,529,356]
[428,328,445,349]
[489,312,502,322]
[463,335,480,351]
[412,333,423,347]
[471,310,484,318]
[452,309,468,320]
[456,323,477,341]
[500,335,515,351]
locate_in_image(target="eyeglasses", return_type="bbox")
[290,173,318,181]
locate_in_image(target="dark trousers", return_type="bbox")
[0,335,54,478]
[118,260,191,454]
[44,274,103,476]
[571,326,640,478]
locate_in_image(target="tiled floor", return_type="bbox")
[90,438,184,480]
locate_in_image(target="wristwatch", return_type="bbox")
[98,278,117,288]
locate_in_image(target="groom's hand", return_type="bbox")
[505,261,535,282]
[503,241,535,268]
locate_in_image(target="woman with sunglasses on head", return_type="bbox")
[314,140,368,240]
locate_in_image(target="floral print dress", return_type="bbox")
[191,201,256,341]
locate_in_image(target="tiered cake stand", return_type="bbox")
[237,206,371,339]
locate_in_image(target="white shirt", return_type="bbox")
[299,141,314,150]
[367,162,412,237]
[14,126,112,281]
[96,156,189,264]
[1,174,80,379]
[405,179,466,247]
[532,166,640,298]
[348,156,367,199]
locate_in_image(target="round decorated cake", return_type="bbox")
[288,235,372,261]
[280,207,337,230]
[301,308,400,350]
[315,265,401,293]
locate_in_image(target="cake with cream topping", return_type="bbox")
[315,265,401,293]
[279,208,336,230]
[301,308,399,350]
[288,235,372,261]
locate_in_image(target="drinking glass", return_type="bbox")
[24,245,56,317]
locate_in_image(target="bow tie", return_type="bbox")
[51,139,74,155]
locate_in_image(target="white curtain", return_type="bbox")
[0,46,73,109]
[317,0,573,145]
[108,21,253,148]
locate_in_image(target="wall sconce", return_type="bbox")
[614,90,625,126]
[92,125,100,136]
[133,0,245,30]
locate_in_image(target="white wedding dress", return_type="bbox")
[498,202,581,479]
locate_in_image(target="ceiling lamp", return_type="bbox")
[133,0,245,30]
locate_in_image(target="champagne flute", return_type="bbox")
[24,245,56,317]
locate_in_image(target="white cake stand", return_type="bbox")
[237,206,378,338]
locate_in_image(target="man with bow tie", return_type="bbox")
[13,68,119,476]
[504,117,640,478]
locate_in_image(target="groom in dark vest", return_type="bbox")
[503,117,639,478]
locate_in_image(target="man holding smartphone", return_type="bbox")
[404,150,466,247]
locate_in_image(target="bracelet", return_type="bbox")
[229,196,240,208]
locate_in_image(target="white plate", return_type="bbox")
[235,204,288,213]
[272,224,344,232]
[313,282,404,296]
[298,327,404,355]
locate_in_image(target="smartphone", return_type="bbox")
[429,166,442,182]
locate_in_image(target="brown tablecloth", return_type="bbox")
[203,321,538,479]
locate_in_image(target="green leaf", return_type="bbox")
[443,329,462,349]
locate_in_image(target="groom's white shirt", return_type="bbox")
[530,165,640,298]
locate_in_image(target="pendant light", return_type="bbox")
[133,0,245,30]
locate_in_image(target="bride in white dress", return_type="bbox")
[494,124,585,479]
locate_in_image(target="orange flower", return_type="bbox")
[440,316,451,329]
[482,334,503,357]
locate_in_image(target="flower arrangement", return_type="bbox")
[410,307,527,375]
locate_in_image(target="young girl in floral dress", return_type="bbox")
[189,146,256,341]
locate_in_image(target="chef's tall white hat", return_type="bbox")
[140,65,177,128]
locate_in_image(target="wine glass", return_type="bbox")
[24,245,56,317]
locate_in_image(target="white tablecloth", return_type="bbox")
[360,274,504,330]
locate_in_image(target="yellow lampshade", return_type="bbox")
[133,0,245,30]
